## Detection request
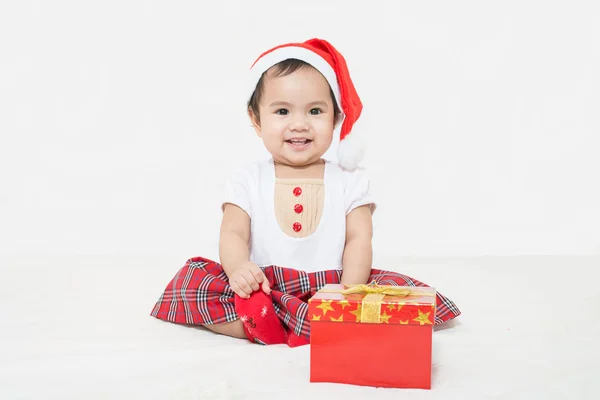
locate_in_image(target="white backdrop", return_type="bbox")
[1,1,599,260]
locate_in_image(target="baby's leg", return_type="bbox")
[203,320,246,339]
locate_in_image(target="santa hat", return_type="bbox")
[248,38,364,170]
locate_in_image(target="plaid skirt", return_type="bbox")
[150,256,461,341]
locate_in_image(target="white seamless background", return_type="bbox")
[1,1,599,261]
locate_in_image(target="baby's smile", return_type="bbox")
[285,137,313,150]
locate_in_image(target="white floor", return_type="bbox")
[1,254,599,399]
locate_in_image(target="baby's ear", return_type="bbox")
[248,108,262,137]
[334,112,345,129]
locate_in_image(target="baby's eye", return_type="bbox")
[310,108,322,115]
[275,109,289,115]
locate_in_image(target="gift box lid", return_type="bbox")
[308,283,436,325]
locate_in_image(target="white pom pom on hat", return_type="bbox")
[248,38,364,170]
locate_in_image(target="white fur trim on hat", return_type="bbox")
[249,46,342,110]
[337,130,365,171]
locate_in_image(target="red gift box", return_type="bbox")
[308,283,436,389]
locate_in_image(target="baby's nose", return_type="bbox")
[289,114,309,130]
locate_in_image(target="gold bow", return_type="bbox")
[345,283,409,323]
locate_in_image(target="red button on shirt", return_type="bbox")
[293,222,302,232]
[293,187,302,196]
[294,204,303,214]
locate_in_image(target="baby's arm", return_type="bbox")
[219,204,251,275]
[220,203,270,297]
[341,204,373,285]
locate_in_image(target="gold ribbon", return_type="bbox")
[340,283,412,297]
[346,284,411,323]
[360,293,385,323]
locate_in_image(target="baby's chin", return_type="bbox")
[273,153,324,168]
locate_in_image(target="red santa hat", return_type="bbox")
[248,38,364,170]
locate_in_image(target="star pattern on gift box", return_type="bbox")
[309,291,436,325]
[316,300,335,315]
[380,312,391,324]
[338,300,351,309]
[413,309,432,325]
[350,304,363,322]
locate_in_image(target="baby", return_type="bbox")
[151,38,460,346]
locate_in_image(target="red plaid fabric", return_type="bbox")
[151,256,461,341]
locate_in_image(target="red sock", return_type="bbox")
[286,331,310,348]
[235,290,286,345]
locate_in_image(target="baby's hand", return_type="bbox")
[228,261,271,299]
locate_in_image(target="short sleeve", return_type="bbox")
[222,167,253,219]
[344,168,376,215]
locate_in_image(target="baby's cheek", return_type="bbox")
[263,130,284,144]
[314,125,335,142]
[262,120,286,135]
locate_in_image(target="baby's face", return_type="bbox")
[251,67,336,167]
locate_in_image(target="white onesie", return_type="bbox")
[222,158,375,273]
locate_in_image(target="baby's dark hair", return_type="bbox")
[247,58,341,124]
